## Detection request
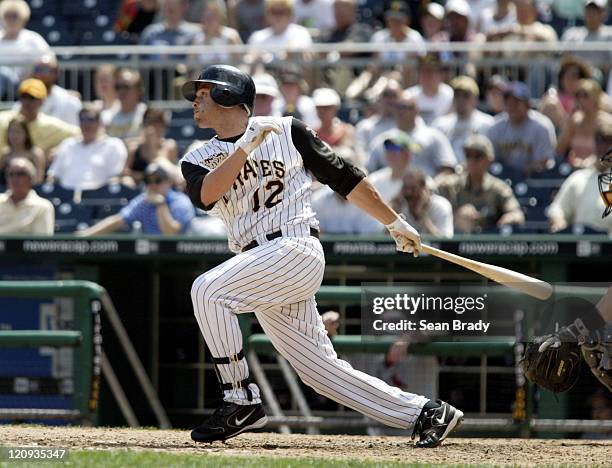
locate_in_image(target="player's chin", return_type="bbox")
[194,112,206,127]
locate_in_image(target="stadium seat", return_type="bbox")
[33,183,74,206]
[54,202,94,233]
[80,183,139,208]
[28,0,61,16]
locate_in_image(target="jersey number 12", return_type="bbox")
[253,180,284,212]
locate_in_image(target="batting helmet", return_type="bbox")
[182,65,255,116]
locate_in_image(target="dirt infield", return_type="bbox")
[2,426,611,466]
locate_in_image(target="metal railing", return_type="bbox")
[1,41,610,105]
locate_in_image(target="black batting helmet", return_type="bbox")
[182,65,255,116]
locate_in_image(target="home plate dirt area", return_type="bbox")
[2,426,610,466]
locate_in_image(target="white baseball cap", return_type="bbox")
[321,311,340,322]
[584,0,607,8]
[313,87,341,107]
[253,73,280,98]
[445,0,471,17]
[425,2,445,20]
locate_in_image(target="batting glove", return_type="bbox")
[386,215,421,257]
[236,118,282,154]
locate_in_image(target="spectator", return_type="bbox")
[0,116,45,184]
[0,78,80,156]
[273,65,319,128]
[0,0,50,83]
[294,0,335,34]
[539,55,592,130]
[313,87,364,167]
[432,76,495,163]
[546,0,584,28]
[420,2,444,41]
[320,0,372,45]
[487,0,557,94]
[557,78,612,168]
[93,64,120,114]
[0,157,53,235]
[486,81,556,178]
[232,0,266,41]
[548,121,612,233]
[355,79,402,157]
[318,0,373,94]
[405,54,454,125]
[124,108,180,185]
[468,0,496,30]
[477,0,516,35]
[20,53,82,127]
[370,1,425,62]
[114,0,160,41]
[321,310,340,337]
[369,91,457,176]
[433,0,485,61]
[391,168,454,238]
[561,0,612,67]
[139,0,200,58]
[102,68,147,141]
[368,132,419,202]
[252,72,281,116]
[487,0,558,45]
[47,106,127,191]
[484,74,508,116]
[247,0,313,62]
[191,1,243,64]
[436,134,524,234]
[78,163,195,236]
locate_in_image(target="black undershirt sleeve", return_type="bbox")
[290,118,365,198]
[181,161,216,210]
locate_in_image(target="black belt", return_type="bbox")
[242,228,319,252]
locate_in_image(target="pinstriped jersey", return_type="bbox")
[181,116,318,253]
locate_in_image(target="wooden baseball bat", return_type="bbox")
[421,243,553,300]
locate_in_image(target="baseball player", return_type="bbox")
[179,65,464,448]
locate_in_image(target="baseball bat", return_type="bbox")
[421,243,553,300]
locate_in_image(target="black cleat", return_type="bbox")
[191,401,268,443]
[412,400,464,448]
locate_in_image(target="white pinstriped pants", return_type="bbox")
[190,235,427,429]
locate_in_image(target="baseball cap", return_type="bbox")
[253,73,280,98]
[487,74,508,91]
[144,163,170,182]
[321,311,340,323]
[18,78,47,100]
[445,0,471,17]
[313,88,341,107]
[504,81,531,101]
[463,134,495,161]
[451,75,479,96]
[424,2,445,20]
[584,0,607,9]
[383,132,420,153]
[385,1,409,19]
[418,53,442,68]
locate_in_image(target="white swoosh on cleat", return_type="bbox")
[234,409,256,427]
[435,406,447,425]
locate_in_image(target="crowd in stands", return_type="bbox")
[1,0,612,237]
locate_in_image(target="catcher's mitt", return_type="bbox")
[521,335,582,393]
[520,319,588,393]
